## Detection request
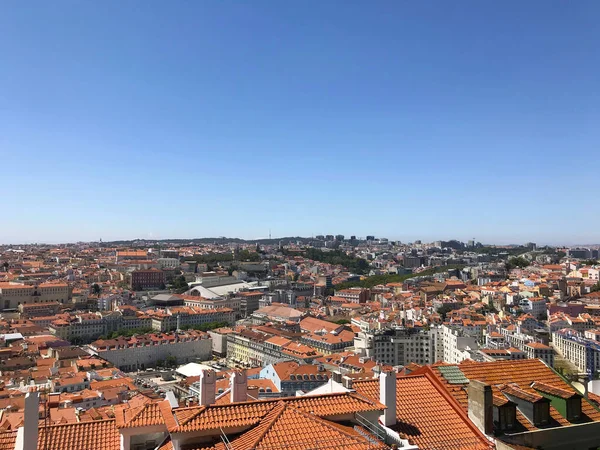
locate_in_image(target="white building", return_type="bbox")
[442,325,479,364]
[527,298,548,320]
[158,258,180,269]
[553,328,600,375]
[354,326,443,367]
[88,330,212,371]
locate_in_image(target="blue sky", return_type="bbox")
[1,1,598,245]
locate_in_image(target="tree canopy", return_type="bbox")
[505,256,530,271]
[285,248,370,274]
[334,265,464,289]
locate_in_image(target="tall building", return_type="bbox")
[354,326,443,366]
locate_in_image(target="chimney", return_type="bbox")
[15,391,39,450]
[342,375,353,390]
[230,371,247,403]
[198,369,216,406]
[379,371,397,427]
[468,380,493,435]
[332,371,342,383]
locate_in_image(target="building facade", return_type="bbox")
[0,282,71,311]
[88,330,212,371]
[354,326,443,366]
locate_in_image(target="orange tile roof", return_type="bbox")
[114,396,167,428]
[428,359,600,430]
[38,419,120,450]
[168,392,384,433]
[352,373,491,450]
[221,401,386,450]
[0,430,16,450]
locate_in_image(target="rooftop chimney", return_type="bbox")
[380,371,397,427]
[332,371,342,383]
[230,371,247,403]
[342,375,353,390]
[15,391,39,450]
[468,380,493,435]
[198,369,216,406]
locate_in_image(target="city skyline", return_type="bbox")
[3,1,599,244]
[1,234,597,248]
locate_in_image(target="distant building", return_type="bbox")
[553,328,600,375]
[524,342,555,367]
[403,255,422,269]
[0,282,71,311]
[158,258,180,269]
[354,326,444,366]
[89,330,211,371]
[115,250,147,263]
[442,325,479,364]
[130,269,165,290]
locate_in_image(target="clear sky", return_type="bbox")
[2,1,599,245]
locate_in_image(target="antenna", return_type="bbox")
[219,427,232,449]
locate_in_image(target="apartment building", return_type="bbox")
[88,330,212,371]
[524,342,555,367]
[181,294,240,317]
[147,307,234,332]
[18,301,62,318]
[227,328,320,368]
[50,313,106,341]
[237,291,263,317]
[157,257,180,269]
[333,287,370,304]
[115,249,148,263]
[354,326,443,366]
[48,311,153,342]
[260,361,330,396]
[442,324,479,364]
[552,328,600,375]
[130,269,165,289]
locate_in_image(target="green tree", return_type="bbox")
[334,265,464,290]
[165,356,178,368]
[591,282,600,293]
[170,275,189,293]
[92,283,102,296]
[183,321,228,332]
[437,304,454,321]
[505,256,530,271]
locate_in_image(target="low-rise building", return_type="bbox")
[524,342,555,367]
[260,361,330,396]
[553,328,600,375]
[88,330,212,371]
[0,282,71,311]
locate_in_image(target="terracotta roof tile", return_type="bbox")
[353,373,491,450]
[225,401,387,450]
[38,419,120,450]
[0,430,17,450]
[428,359,600,430]
[114,396,167,428]
[170,392,383,433]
